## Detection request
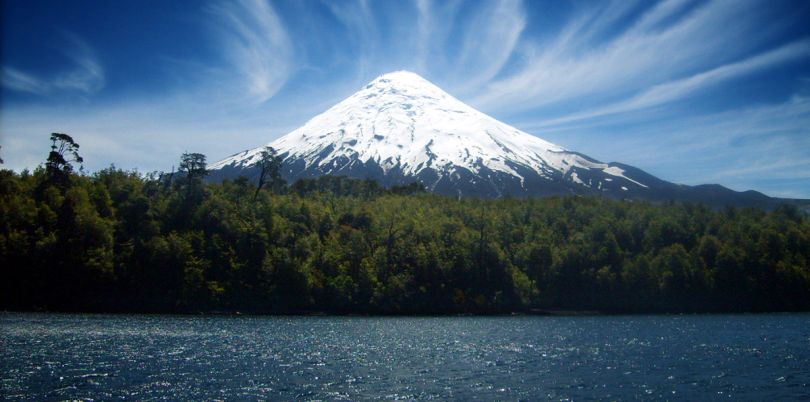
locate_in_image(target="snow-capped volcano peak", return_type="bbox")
[211,71,649,197]
[363,70,449,98]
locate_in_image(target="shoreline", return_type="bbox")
[4,309,809,317]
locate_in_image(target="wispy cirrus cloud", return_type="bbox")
[536,39,810,127]
[325,0,379,79]
[206,0,293,104]
[2,68,49,95]
[469,0,794,113]
[322,0,526,91]
[1,0,299,174]
[450,0,526,92]
[1,33,104,96]
[414,0,461,73]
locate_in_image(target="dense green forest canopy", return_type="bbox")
[1,136,809,314]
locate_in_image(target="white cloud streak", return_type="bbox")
[537,39,810,127]
[415,0,433,72]
[470,0,782,113]
[1,0,300,175]
[207,0,293,104]
[414,0,462,73]
[1,33,104,96]
[1,68,49,95]
[452,0,526,92]
[326,0,378,79]
[52,33,105,93]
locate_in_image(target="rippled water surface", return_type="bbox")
[2,313,809,400]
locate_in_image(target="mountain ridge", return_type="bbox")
[209,71,805,209]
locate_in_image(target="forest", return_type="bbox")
[1,134,809,314]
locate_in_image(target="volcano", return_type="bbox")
[209,71,792,208]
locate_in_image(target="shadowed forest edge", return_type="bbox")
[1,134,809,314]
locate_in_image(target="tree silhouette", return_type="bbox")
[254,146,284,200]
[45,133,83,186]
[179,152,208,181]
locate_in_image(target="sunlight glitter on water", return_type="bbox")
[1,313,809,400]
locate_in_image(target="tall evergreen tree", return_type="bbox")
[254,146,284,200]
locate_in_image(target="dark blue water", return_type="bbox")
[2,313,809,400]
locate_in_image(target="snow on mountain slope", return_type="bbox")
[210,71,652,196]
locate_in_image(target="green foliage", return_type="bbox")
[254,146,285,200]
[45,133,83,187]
[178,152,208,181]
[1,161,809,313]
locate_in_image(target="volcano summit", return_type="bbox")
[209,71,788,208]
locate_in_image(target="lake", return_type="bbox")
[1,313,809,400]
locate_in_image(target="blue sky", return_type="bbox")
[2,0,809,198]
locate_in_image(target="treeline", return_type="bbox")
[1,136,809,314]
